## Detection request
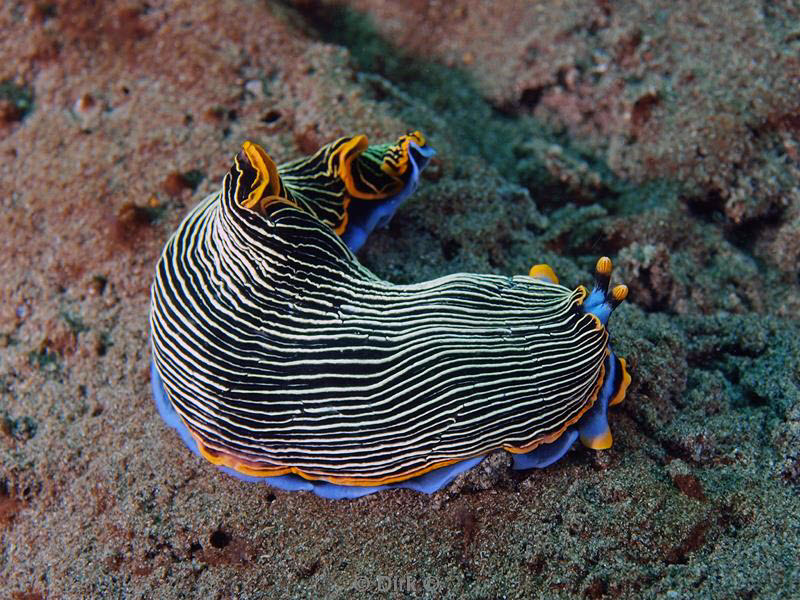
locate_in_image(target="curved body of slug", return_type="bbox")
[150,139,629,499]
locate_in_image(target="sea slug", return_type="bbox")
[150,138,630,499]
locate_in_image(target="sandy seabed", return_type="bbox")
[1,1,799,598]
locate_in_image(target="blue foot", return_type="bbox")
[512,429,580,469]
[342,141,436,252]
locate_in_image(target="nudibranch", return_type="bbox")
[149,139,630,499]
[272,131,434,252]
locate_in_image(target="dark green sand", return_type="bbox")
[1,1,798,598]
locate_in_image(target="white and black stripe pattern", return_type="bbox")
[277,136,354,231]
[150,151,610,484]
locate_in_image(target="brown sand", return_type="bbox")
[2,2,799,598]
